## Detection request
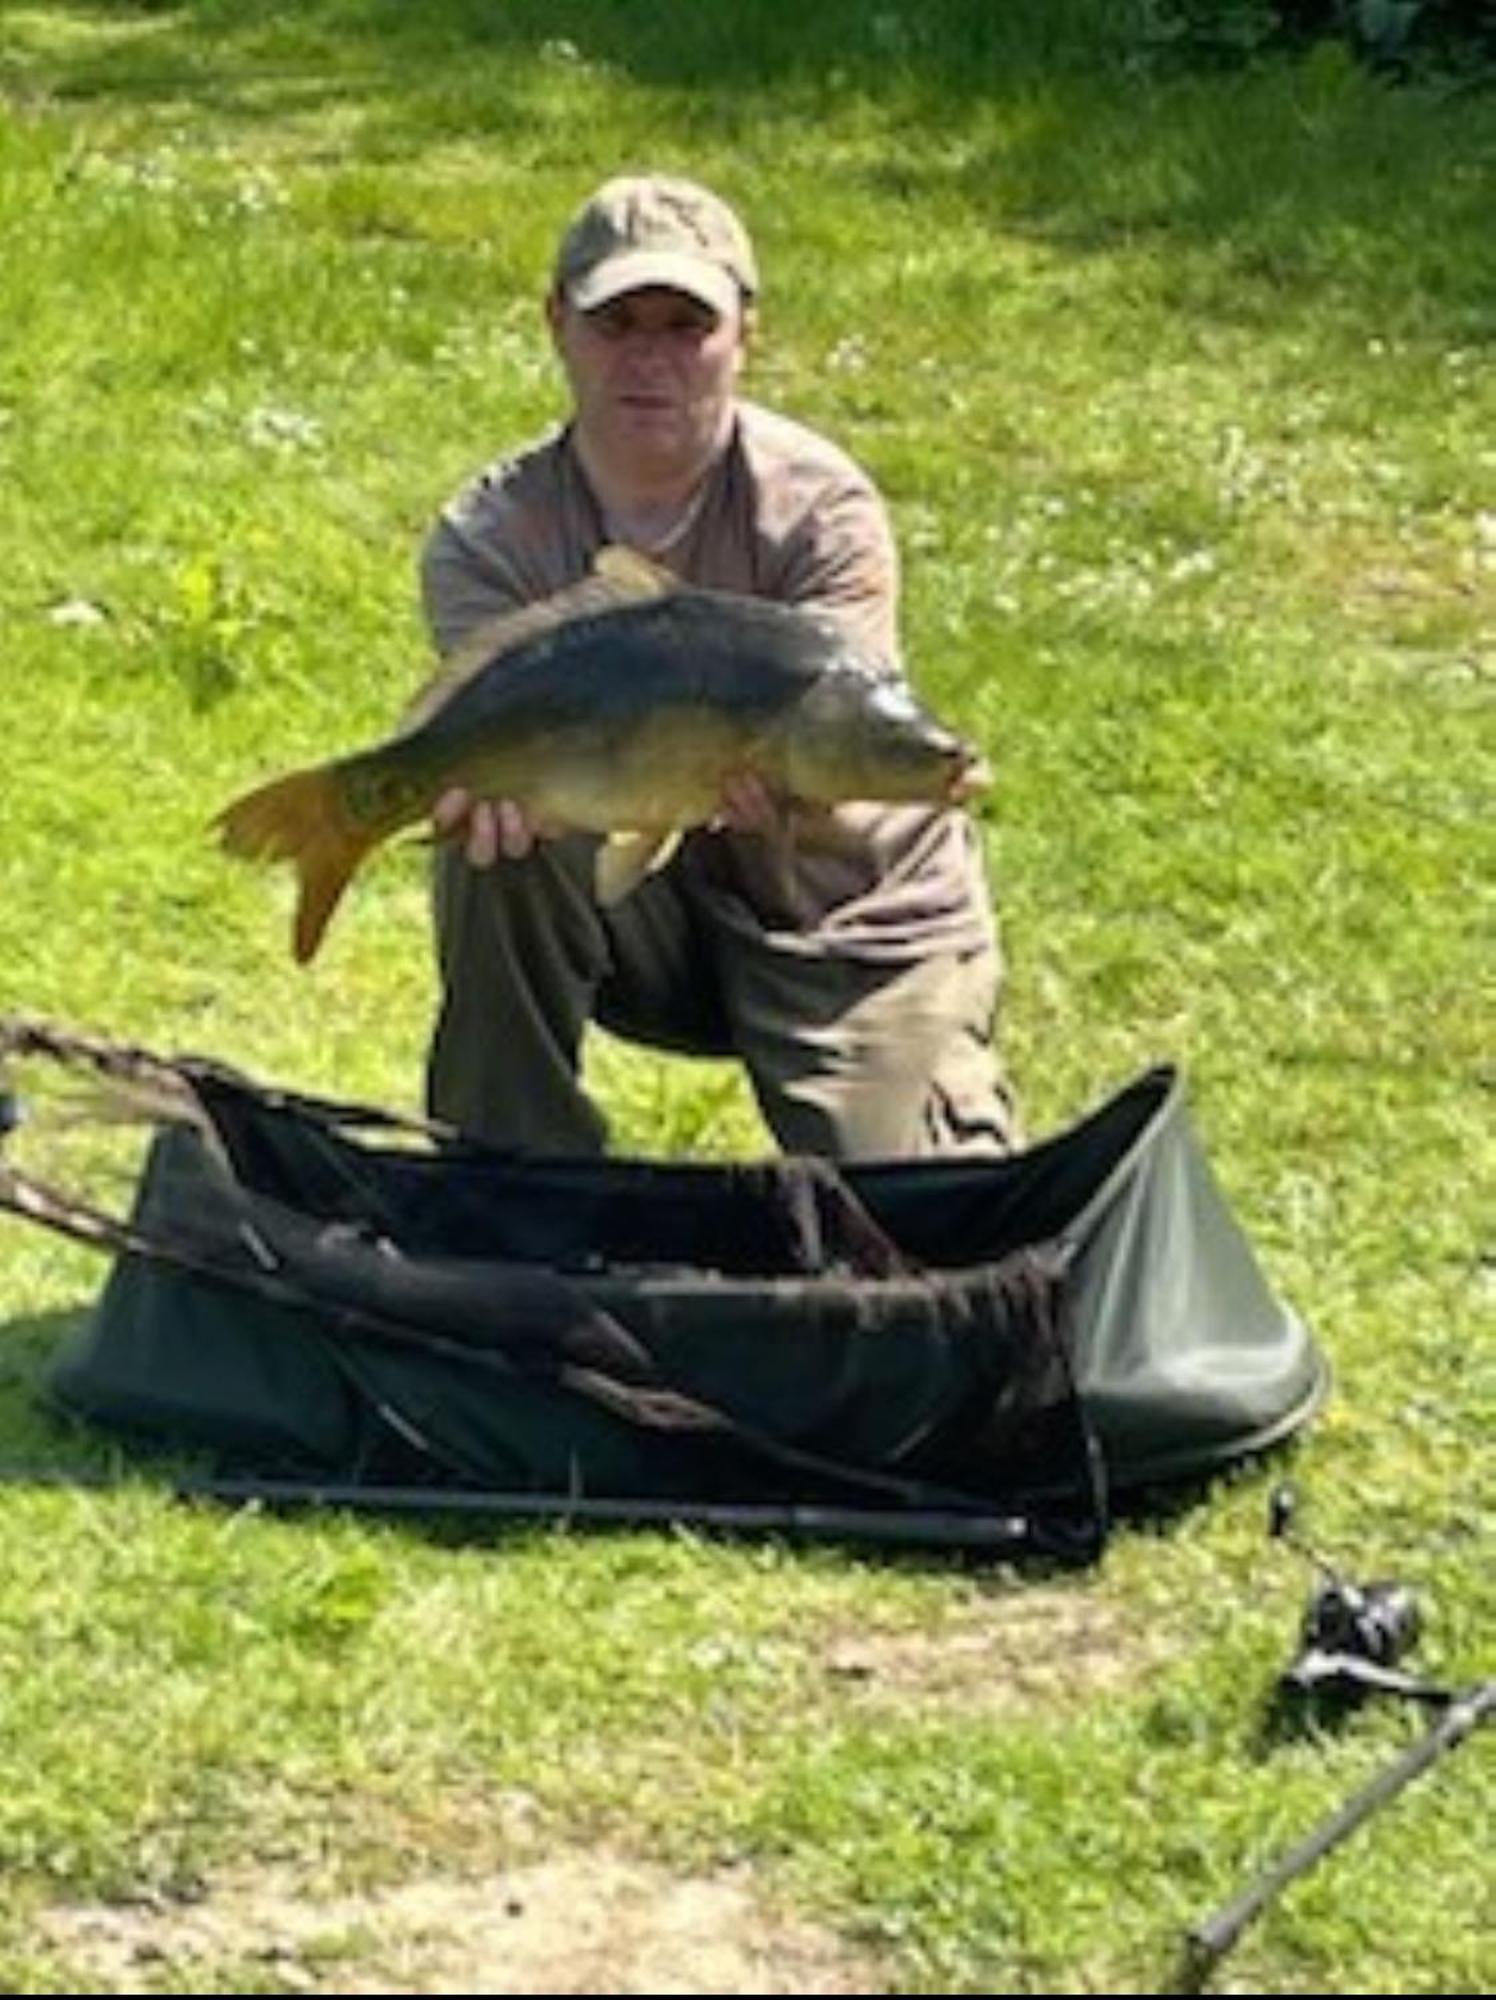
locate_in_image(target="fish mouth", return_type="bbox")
[946,753,991,803]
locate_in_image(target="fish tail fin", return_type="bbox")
[215,765,376,964]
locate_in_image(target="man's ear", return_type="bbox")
[732,301,756,382]
[544,287,566,342]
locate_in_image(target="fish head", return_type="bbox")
[780,670,990,807]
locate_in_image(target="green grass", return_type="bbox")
[0,3,1492,1992]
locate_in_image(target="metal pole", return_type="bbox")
[1178,1678,1496,1990]
[177,1471,1047,1553]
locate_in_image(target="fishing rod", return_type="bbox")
[1179,1676,1496,1989]
[0,1461,1064,1558]
[1175,1485,1493,1991]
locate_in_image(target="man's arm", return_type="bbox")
[420,511,532,660]
[771,477,902,671]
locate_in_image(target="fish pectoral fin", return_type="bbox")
[594,828,684,906]
[592,545,680,599]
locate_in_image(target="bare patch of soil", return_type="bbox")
[40,1851,883,1995]
[819,1581,1166,1713]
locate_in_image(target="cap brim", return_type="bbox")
[567,249,740,319]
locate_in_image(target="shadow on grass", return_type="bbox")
[9,0,1140,101]
[12,1,1494,337]
[0,1301,216,1499]
[0,1300,181,1467]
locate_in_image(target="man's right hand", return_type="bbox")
[433,787,542,867]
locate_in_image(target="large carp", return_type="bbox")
[216,548,989,963]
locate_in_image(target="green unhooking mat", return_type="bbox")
[2,1023,1328,1560]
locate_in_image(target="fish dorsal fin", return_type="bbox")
[399,549,675,735]
[592,543,680,600]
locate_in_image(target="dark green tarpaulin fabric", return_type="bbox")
[45,1060,1327,1552]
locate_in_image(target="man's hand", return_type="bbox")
[433,771,790,870]
[433,787,545,867]
[715,771,783,835]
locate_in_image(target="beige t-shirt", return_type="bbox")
[420,400,995,963]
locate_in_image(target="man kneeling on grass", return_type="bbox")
[421,170,1018,1160]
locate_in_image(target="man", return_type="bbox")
[420,171,1018,1159]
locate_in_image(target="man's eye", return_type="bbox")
[586,306,630,337]
[588,305,717,339]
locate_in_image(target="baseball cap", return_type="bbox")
[553,173,759,320]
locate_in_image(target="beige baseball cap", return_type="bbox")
[554,173,759,320]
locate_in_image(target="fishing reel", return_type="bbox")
[1268,1485,1430,1703]
[1299,1569,1421,1670]
[1178,1486,1493,1985]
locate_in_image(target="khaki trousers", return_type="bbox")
[426,835,1017,1159]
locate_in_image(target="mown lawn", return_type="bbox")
[0,4,1491,1992]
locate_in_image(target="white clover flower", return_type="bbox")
[244,404,323,451]
[46,597,108,627]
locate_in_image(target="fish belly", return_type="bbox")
[466,706,756,833]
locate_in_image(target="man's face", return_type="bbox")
[548,284,747,478]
